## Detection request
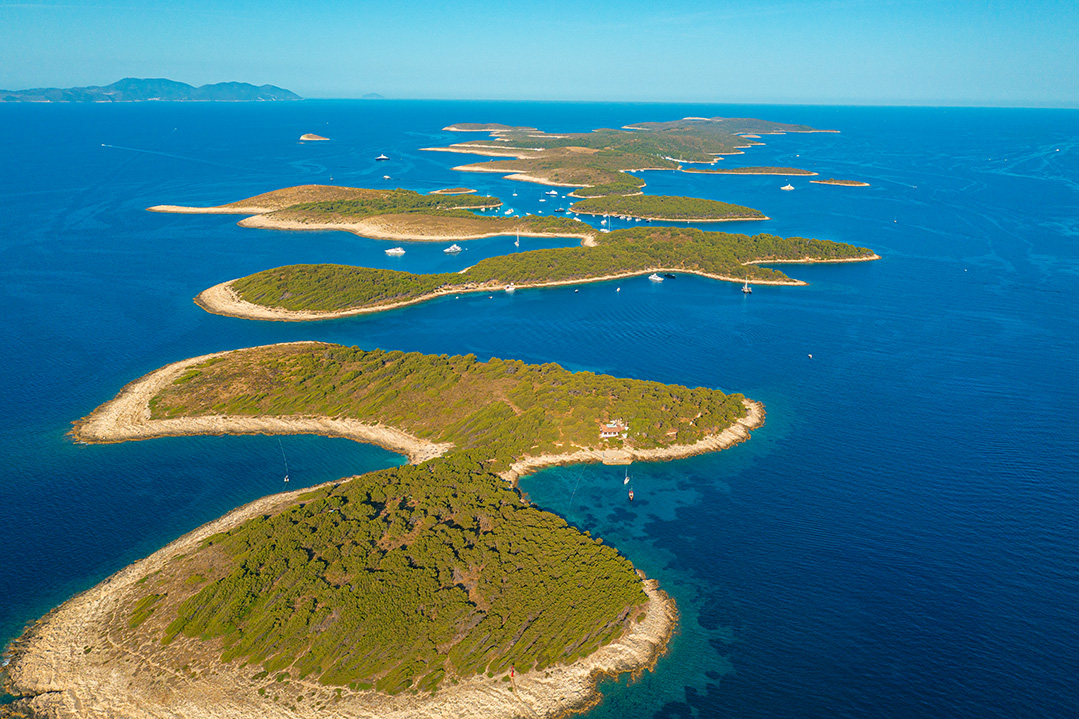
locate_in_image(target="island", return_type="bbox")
[0,77,301,103]
[429,187,477,195]
[569,195,768,222]
[3,341,766,719]
[191,227,879,321]
[300,133,329,141]
[423,116,835,197]
[810,178,871,187]
[147,185,594,243]
[681,166,818,176]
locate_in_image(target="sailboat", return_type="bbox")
[278,438,290,483]
[624,468,630,485]
[514,233,520,247]
[742,278,752,294]
[628,489,634,501]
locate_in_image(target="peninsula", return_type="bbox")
[3,341,765,718]
[424,116,835,196]
[0,77,301,103]
[810,178,871,187]
[193,227,879,321]
[681,166,818,176]
[569,195,768,222]
[148,185,593,243]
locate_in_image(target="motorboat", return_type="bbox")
[648,273,664,282]
[385,247,405,256]
[444,244,462,253]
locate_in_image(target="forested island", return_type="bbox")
[148,185,594,243]
[811,178,871,187]
[681,166,818,176]
[194,227,878,321]
[569,195,767,222]
[3,341,763,718]
[425,116,834,197]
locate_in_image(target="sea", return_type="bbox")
[1,100,1076,718]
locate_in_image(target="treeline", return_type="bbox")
[150,343,748,466]
[571,195,765,220]
[229,227,876,314]
[157,454,646,693]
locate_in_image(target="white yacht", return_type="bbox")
[505,283,516,293]
[375,153,389,161]
[648,273,664,282]
[444,244,462,253]
[385,247,405,256]
[781,183,795,191]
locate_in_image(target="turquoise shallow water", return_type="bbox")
[1,101,1077,717]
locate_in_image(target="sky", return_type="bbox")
[2,0,1077,107]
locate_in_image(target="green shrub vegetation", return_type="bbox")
[274,188,498,221]
[150,343,748,468]
[137,343,752,691]
[129,593,165,628]
[229,227,875,314]
[159,457,646,692]
[570,195,765,220]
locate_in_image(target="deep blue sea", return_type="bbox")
[1,101,1077,718]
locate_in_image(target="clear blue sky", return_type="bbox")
[2,0,1077,107]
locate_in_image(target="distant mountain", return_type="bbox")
[362,92,385,100]
[0,78,302,103]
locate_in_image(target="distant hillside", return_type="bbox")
[0,77,302,102]
[362,92,386,99]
